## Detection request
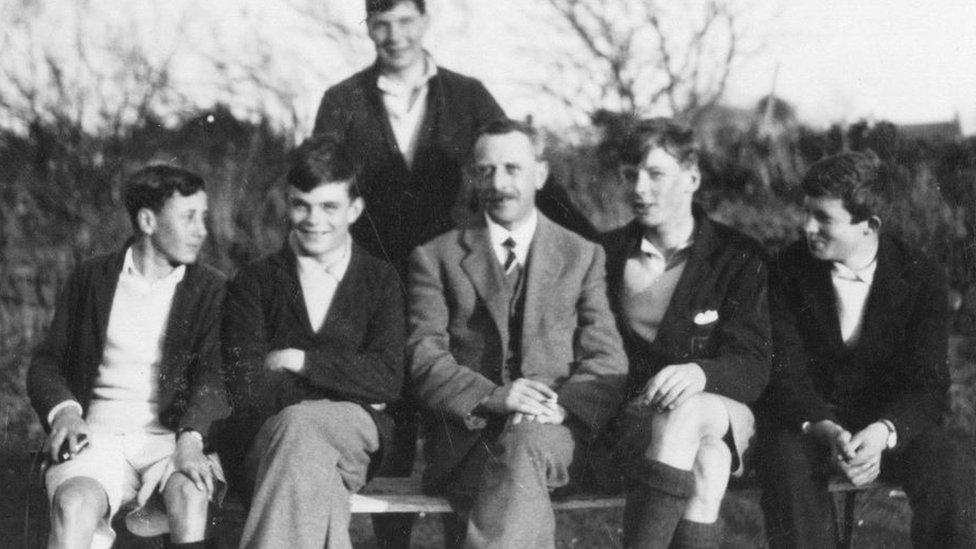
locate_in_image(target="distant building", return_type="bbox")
[897,116,963,143]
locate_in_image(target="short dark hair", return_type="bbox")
[366,0,425,16]
[618,117,699,168]
[122,164,205,231]
[473,118,544,159]
[801,151,888,223]
[286,135,361,199]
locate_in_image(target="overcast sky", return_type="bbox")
[4,0,975,135]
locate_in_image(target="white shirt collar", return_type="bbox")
[376,52,438,96]
[832,258,877,285]
[485,210,538,267]
[121,246,186,286]
[292,234,353,282]
[639,231,694,267]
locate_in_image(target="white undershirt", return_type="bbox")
[293,235,352,332]
[377,53,438,168]
[485,210,538,269]
[831,259,877,346]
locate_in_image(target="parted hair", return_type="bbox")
[122,164,205,231]
[366,0,425,16]
[801,150,888,223]
[618,117,699,168]
[286,135,362,199]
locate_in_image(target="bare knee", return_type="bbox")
[652,393,729,443]
[51,477,107,525]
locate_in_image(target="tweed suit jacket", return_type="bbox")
[407,213,628,486]
[762,236,949,448]
[28,245,230,441]
[601,210,771,404]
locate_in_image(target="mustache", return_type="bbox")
[480,190,520,201]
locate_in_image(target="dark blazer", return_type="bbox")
[313,64,504,268]
[220,243,405,472]
[601,210,771,404]
[408,213,628,487]
[761,236,949,448]
[27,246,229,441]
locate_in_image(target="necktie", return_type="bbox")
[503,237,517,274]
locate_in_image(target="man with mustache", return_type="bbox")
[407,119,627,547]
[28,164,229,549]
[220,137,405,549]
[601,118,770,548]
[758,151,973,548]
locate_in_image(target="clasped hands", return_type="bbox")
[808,419,890,486]
[482,378,566,425]
[264,348,306,375]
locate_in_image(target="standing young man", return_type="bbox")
[601,118,770,548]
[220,137,405,549]
[313,0,595,272]
[759,151,974,547]
[29,164,228,549]
[312,0,504,270]
[407,119,627,548]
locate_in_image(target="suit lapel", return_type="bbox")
[274,247,317,335]
[853,237,907,357]
[521,216,560,358]
[411,71,441,174]
[318,244,365,337]
[365,65,409,172]
[651,215,718,351]
[799,255,846,352]
[91,248,125,370]
[459,221,509,345]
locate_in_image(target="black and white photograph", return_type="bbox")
[2,1,975,547]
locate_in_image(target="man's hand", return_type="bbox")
[642,363,706,410]
[807,419,856,462]
[513,403,567,426]
[482,378,558,417]
[836,422,888,486]
[46,407,90,463]
[264,348,306,375]
[173,432,214,497]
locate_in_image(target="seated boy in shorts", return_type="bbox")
[28,164,229,549]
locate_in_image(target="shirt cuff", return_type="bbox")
[47,400,83,427]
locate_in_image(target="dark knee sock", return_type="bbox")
[623,460,695,549]
[669,519,721,549]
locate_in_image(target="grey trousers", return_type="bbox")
[239,400,379,549]
[439,419,584,549]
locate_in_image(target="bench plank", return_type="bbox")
[348,476,904,514]
[350,476,625,514]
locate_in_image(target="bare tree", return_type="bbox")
[538,0,751,121]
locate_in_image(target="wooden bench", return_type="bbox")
[27,451,907,549]
[348,475,904,549]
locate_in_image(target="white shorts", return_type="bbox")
[45,427,224,549]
